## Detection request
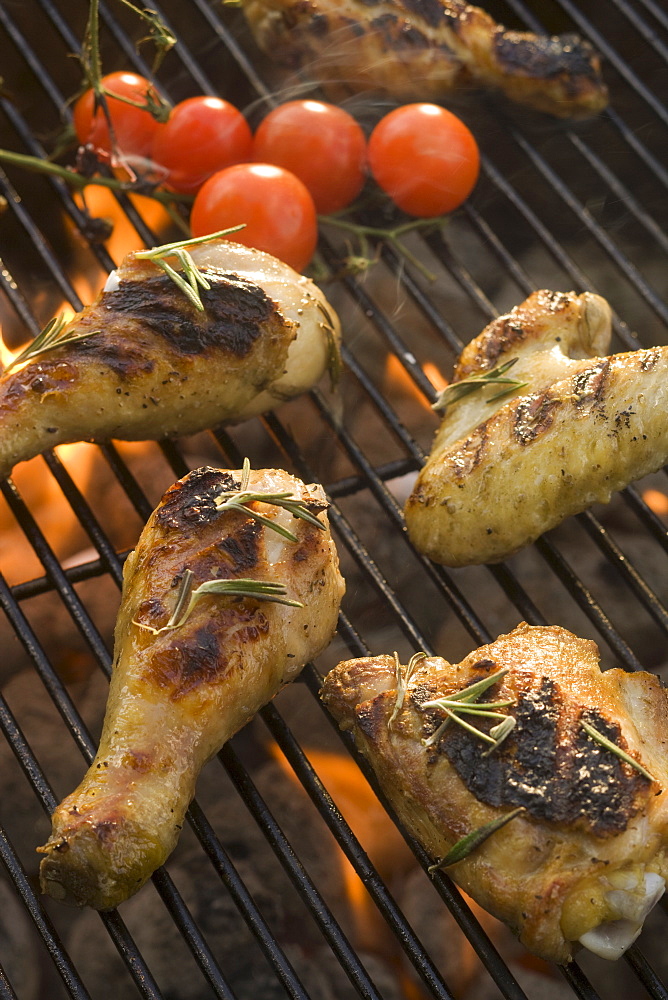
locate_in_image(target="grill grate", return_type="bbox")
[0,1,667,998]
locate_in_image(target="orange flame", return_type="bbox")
[642,488,668,517]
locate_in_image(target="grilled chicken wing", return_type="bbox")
[38,465,345,909]
[405,289,668,566]
[0,239,340,480]
[241,0,608,118]
[321,623,668,963]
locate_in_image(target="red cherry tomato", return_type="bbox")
[190,163,318,272]
[151,96,253,194]
[73,71,164,160]
[252,100,367,214]
[367,104,480,217]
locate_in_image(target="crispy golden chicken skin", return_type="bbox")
[241,0,608,117]
[38,466,345,909]
[0,240,340,480]
[405,289,668,567]
[321,623,668,963]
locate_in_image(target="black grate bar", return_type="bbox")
[575,509,668,634]
[185,798,317,1000]
[636,0,668,31]
[623,484,668,553]
[534,536,644,670]
[218,742,389,1000]
[258,702,458,1000]
[559,962,604,1000]
[0,966,18,1000]
[0,480,114,671]
[0,824,93,1000]
[0,697,169,1000]
[508,128,668,327]
[41,451,126,589]
[148,869,238,1000]
[625,945,668,1000]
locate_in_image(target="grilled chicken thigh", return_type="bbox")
[242,0,608,118]
[405,289,668,566]
[0,239,340,480]
[38,465,345,909]
[321,623,668,963]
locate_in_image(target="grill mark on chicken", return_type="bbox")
[148,618,268,700]
[640,348,662,371]
[156,468,238,529]
[403,0,449,28]
[571,360,609,409]
[217,520,263,573]
[493,32,602,85]
[97,270,278,358]
[513,392,561,445]
[418,676,647,837]
[447,423,488,480]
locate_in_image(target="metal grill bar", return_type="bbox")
[1,1,667,999]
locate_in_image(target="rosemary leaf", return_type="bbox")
[432,359,528,412]
[428,807,525,872]
[438,667,509,702]
[421,667,515,754]
[214,460,327,541]
[388,651,427,730]
[134,572,303,635]
[135,228,246,311]
[482,715,516,757]
[4,314,98,373]
[581,720,655,782]
[317,300,342,389]
[440,707,498,746]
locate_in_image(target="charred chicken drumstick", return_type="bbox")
[241,0,608,118]
[38,465,345,909]
[321,623,668,963]
[0,237,340,480]
[405,289,668,566]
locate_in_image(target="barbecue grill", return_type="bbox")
[1,1,667,997]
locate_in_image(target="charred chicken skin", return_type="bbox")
[38,465,345,909]
[241,0,608,118]
[321,623,668,963]
[0,239,340,480]
[405,289,668,567]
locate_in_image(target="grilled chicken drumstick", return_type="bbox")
[241,0,608,118]
[321,623,668,963]
[38,465,345,909]
[0,238,340,480]
[405,289,668,566]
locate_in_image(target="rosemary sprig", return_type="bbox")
[581,720,655,782]
[134,568,303,636]
[318,300,342,389]
[421,667,516,756]
[3,314,98,373]
[214,458,327,543]
[428,807,525,872]
[134,228,246,311]
[388,651,427,730]
[431,358,529,412]
[319,213,444,282]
